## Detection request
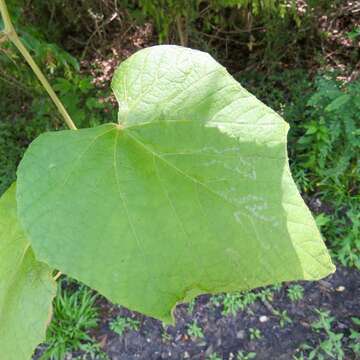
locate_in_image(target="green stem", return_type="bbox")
[0,0,77,130]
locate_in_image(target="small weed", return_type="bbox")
[349,329,360,356]
[272,309,292,328]
[311,309,335,332]
[109,316,140,336]
[211,286,278,317]
[187,321,204,339]
[74,342,110,360]
[236,350,256,359]
[210,294,222,307]
[187,299,196,314]
[257,288,274,302]
[207,353,222,360]
[349,317,360,356]
[287,284,304,302]
[161,330,172,342]
[222,292,256,316]
[292,352,305,360]
[40,282,99,360]
[292,166,312,193]
[297,309,345,359]
[351,317,360,326]
[249,327,262,341]
[272,283,283,292]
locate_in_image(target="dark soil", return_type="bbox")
[88,265,360,360]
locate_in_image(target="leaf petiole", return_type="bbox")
[53,271,62,281]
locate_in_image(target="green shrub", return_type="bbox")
[294,75,360,268]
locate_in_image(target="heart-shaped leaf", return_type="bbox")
[17,46,334,323]
[0,184,56,360]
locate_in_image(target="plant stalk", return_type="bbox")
[176,16,188,47]
[0,0,77,130]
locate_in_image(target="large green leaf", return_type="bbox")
[17,46,334,323]
[0,184,56,360]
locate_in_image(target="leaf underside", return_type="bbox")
[17,46,334,323]
[0,184,56,360]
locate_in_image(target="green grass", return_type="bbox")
[40,280,99,360]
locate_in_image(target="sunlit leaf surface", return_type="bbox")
[17,46,334,322]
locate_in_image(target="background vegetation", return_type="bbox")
[0,1,359,359]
